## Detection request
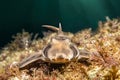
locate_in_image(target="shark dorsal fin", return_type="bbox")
[58,23,63,35]
[42,23,63,35]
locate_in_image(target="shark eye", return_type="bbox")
[70,44,79,58]
[43,44,51,57]
[55,36,69,40]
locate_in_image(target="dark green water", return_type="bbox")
[0,0,120,47]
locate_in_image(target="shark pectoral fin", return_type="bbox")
[78,50,90,61]
[18,52,43,68]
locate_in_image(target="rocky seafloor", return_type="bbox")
[0,17,120,80]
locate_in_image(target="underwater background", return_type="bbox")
[0,0,120,47]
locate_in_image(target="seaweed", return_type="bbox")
[0,17,120,80]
